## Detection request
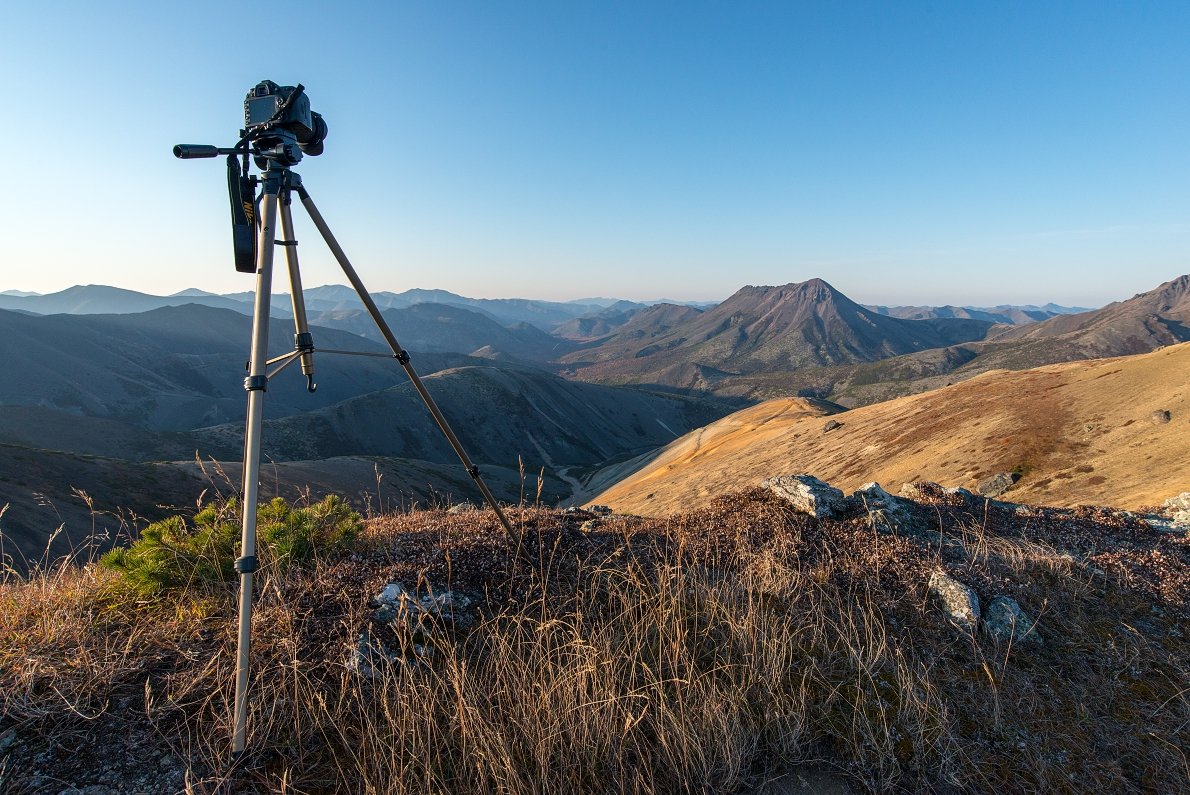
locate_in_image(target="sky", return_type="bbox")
[1,1,1187,308]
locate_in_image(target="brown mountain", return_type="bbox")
[987,274,1190,352]
[702,274,1190,408]
[552,302,652,341]
[583,342,1190,516]
[561,279,994,388]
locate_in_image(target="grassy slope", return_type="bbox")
[589,343,1190,517]
[0,490,1186,792]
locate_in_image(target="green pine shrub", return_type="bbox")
[100,495,360,596]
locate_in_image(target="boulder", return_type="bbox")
[982,596,1039,645]
[762,474,848,519]
[822,419,843,433]
[977,472,1017,497]
[851,482,917,534]
[927,570,980,632]
[1150,409,1172,425]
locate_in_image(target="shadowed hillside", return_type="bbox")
[309,302,579,365]
[0,305,475,430]
[194,365,730,475]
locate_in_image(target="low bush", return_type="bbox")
[99,495,359,596]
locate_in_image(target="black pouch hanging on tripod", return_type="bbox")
[227,154,257,273]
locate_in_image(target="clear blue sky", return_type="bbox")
[1,1,1187,307]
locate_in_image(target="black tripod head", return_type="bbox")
[174,80,328,272]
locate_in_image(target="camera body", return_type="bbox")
[244,80,328,164]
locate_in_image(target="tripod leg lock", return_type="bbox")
[395,350,411,365]
[244,375,269,392]
[467,465,481,479]
[295,332,314,351]
[234,556,259,575]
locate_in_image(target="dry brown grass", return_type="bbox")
[1,491,1187,793]
[589,342,1190,515]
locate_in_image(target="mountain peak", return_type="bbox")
[723,279,852,315]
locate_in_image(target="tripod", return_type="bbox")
[228,158,516,756]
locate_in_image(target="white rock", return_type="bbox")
[928,570,981,632]
[762,474,848,519]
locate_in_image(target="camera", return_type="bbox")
[244,80,328,163]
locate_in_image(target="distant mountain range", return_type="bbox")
[4,273,1187,565]
[0,283,1084,334]
[562,275,1190,406]
[865,302,1091,325]
[0,285,619,332]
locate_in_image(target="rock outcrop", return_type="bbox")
[762,474,849,519]
[977,471,1017,497]
[850,482,919,534]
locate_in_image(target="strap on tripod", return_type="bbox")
[227,154,257,273]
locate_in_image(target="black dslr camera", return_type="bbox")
[174,80,331,272]
[244,80,328,165]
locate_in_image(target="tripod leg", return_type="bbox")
[231,165,283,757]
[278,185,316,391]
[293,184,518,539]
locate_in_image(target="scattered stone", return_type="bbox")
[982,596,1039,645]
[372,583,477,630]
[822,419,843,433]
[928,570,981,632]
[1162,492,1190,513]
[899,481,941,501]
[588,505,613,516]
[350,582,481,677]
[944,486,976,501]
[1150,409,1172,425]
[851,482,917,534]
[762,474,848,519]
[1143,516,1189,536]
[579,519,602,533]
[977,472,1017,498]
[447,502,477,514]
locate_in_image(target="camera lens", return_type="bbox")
[298,112,328,156]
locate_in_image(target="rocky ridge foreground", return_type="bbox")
[1,475,1187,793]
